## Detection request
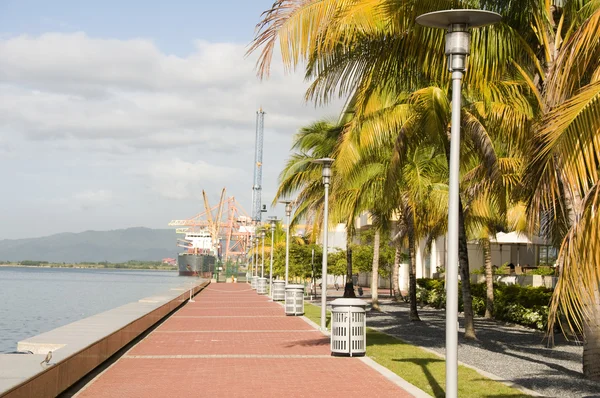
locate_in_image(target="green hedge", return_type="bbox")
[416,279,553,330]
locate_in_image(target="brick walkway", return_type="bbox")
[76,284,418,398]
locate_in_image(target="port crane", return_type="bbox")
[168,188,253,261]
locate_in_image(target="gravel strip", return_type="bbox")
[364,300,600,398]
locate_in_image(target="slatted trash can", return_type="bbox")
[284,284,305,316]
[257,277,267,294]
[330,298,367,356]
[250,276,258,290]
[272,280,285,301]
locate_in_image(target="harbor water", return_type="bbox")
[0,266,198,353]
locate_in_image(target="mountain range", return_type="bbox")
[0,227,179,263]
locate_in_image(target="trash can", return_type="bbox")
[257,277,267,295]
[330,298,366,356]
[285,284,304,316]
[272,280,285,301]
[251,276,258,290]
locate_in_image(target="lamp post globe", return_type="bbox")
[313,157,334,332]
[416,9,500,398]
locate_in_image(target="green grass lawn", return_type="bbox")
[304,303,530,398]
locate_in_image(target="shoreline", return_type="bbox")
[0,264,178,271]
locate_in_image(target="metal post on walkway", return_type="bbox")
[415,10,500,398]
[279,200,293,285]
[314,158,334,332]
[269,217,278,297]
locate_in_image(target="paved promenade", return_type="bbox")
[75,284,419,398]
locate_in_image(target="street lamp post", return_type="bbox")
[260,231,265,278]
[415,10,501,398]
[269,217,278,297]
[246,239,252,283]
[314,157,334,332]
[254,236,259,277]
[279,200,293,284]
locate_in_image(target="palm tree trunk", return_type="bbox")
[458,199,476,339]
[483,238,494,319]
[392,245,401,301]
[407,224,420,321]
[371,229,381,310]
[344,232,356,298]
[583,287,600,380]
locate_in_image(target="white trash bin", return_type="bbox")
[257,277,267,295]
[285,284,304,316]
[272,280,285,301]
[330,298,366,356]
[251,276,258,290]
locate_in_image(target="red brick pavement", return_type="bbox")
[76,283,417,398]
[128,331,330,356]
[175,307,283,316]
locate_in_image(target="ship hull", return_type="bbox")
[178,253,216,277]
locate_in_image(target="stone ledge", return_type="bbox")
[0,279,209,398]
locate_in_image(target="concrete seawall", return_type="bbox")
[0,279,210,398]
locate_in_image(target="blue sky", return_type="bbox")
[2,0,270,52]
[0,1,341,239]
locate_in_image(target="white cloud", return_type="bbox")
[0,32,342,238]
[134,158,243,200]
[74,189,113,204]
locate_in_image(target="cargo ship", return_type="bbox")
[177,229,216,277]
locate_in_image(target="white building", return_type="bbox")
[354,212,555,292]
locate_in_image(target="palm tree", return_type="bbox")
[249,0,526,339]
[274,118,364,297]
[251,0,600,373]
[504,1,600,379]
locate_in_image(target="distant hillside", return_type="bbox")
[0,227,179,263]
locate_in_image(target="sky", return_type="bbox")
[0,0,342,239]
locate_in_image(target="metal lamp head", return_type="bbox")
[278,200,293,216]
[269,218,277,230]
[313,157,335,185]
[415,9,501,72]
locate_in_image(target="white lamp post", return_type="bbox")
[254,236,259,277]
[269,217,278,297]
[248,240,253,283]
[260,231,265,278]
[279,200,293,284]
[415,9,501,398]
[314,157,334,332]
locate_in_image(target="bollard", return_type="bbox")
[330,298,366,356]
[285,284,304,316]
[251,276,258,290]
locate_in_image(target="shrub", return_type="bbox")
[416,279,553,330]
[531,266,556,276]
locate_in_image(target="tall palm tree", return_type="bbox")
[249,0,526,340]
[274,118,364,297]
[503,1,600,379]
[251,0,600,373]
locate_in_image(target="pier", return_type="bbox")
[72,284,424,397]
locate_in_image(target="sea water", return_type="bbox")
[0,266,196,353]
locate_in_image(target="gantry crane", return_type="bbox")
[168,188,253,262]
